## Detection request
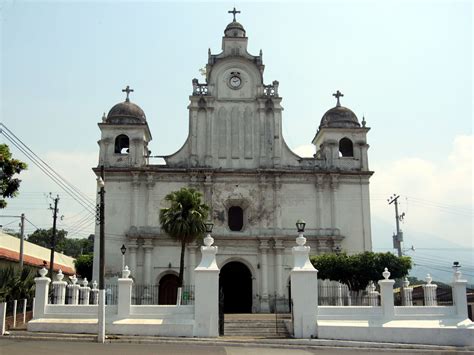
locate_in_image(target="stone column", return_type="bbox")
[146,173,154,226]
[422,274,437,306]
[188,242,198,286]
[132,138,142,167]
[330,174,339,230]
[131,172,140,227]
[143,240,153,285]
[274,240,284,297]
[32,267,50,319]
[117,266,133,318]
[273,175,282,230]
[258,107,266,165]
[193,233,219,337]
[52,270,67,304]
[315,175,324,229]
[127,239,138,277]
[204,173,213,213]
[378,268,395,320]
[258,175,267,229]
[291,231,318,338]
[259,240,270,312]
[205,107,213,165]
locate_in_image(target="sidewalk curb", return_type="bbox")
[3,331,474,352]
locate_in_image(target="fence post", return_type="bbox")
[22,299,27,324]
[80,279,91,305]
[336,283,343,306]
[117,266,133,318]
[52,269,67,304]
[290,232,318,338]
[33,267,51,319]
[422,274,437,306]
[0,302,6,335]
[402,278,413,306]
[378,268,395,319]
[68,275,80,305]
[452,268,468,319]
[90,281,99,305]
[193,233,219,337]
[12,300,17,328]
[367,281,379,307]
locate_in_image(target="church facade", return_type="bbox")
[92,13,373,312]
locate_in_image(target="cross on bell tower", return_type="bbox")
[333,90,344,107]
[228,7,241,22]
[122,85,134,102]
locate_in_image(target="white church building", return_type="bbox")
[92,11,373,313]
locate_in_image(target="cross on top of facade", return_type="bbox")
[333,90,344,107]
[228,7,241,22]
[122,85,134,102]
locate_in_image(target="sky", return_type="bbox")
[1,0,472,283]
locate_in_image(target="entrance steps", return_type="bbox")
[223,313,291,338]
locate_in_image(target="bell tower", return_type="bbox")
[97,86,152,168]
[312,91,370,171]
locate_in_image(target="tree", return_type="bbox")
[0,265,36,302]
[0,144,27,208]
[74,254,93,281]
[27,229,94,258]
[159,187,209,288]
[311,251,412,291]
[27,228,67,249]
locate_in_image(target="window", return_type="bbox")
[114,134,130,154]
[339,137,354,157]
[228,206,243,231]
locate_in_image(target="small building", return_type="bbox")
[0,231,76,275]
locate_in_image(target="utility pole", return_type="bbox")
[48,195,60,279]
[19,213,25,269]
[97,165,106,343]
[388,194,407,305]
[388,194,404,257]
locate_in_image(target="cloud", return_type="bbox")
[291,135,473,249]
[370,135,472,248]
[292,144,315,157]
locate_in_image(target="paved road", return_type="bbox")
[1,339,473,355]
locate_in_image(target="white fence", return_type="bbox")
[27,237,220,337]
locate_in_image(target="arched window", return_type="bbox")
[114,134,129,154]
[228,206,243,231]
[339,137,353,157]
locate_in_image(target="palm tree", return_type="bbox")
[159,187,209,291]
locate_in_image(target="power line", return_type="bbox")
[0,123,96,216]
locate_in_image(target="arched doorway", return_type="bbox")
[220,261,252,313]
[158,274,179,305]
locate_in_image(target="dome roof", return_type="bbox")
[319,106,360,129]
[224,21,246,37]
[319,91,360,129]
[106,100,146,125]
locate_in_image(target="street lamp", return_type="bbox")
[97,166,106,343]
[296,219,306,233]
[204,221,214,246]
[452,261,462,281]
[120,244,127,270]
[295,219,306,246]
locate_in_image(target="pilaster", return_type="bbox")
[259,239,270,312]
